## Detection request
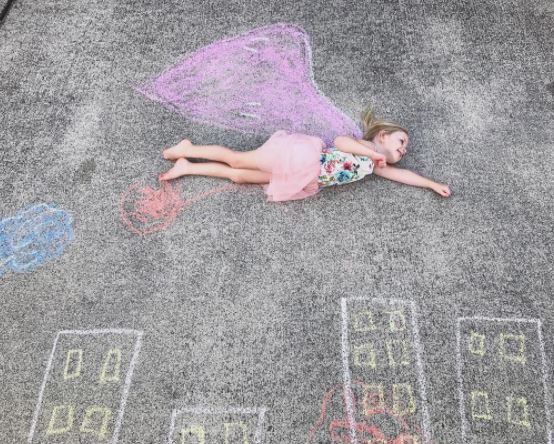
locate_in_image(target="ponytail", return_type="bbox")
[360,101,408,142]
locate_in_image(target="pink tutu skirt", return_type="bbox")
[253,130,325,202]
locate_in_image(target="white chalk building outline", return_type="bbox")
[27,328,143,444]
[167,405,267,444]
[341,297,433,444]
[456,316,552,444]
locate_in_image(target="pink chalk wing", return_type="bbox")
[134,22,362,146]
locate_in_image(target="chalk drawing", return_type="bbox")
[167,406,267,444]
[100,348,122,383]
[469,391,492,421]
[180,424,206,444]
[456,316,552,443]
[392,383,417,416]
[80,405,113,438]
[46,405,74,436]
[0,203,73,276]
[352,342,377,369]
[63,349,83,380]
[362,383,385,414]
[305,380,429,444]
[119,179,258,235]
[127,23,381,228]
[467,331,486,357]
[499,332,527,364]
[134,23,362,147]
[506,396,531,428]
[339,298,433,444]
[119,180,185,235]
[224,421,249,444]
[28,329,143,444]
[386,310,408,332]
[352,310,376,332]
[386,339,411,368]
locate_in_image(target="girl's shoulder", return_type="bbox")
[323,146,365,162]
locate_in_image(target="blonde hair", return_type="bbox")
[360,102,408,142]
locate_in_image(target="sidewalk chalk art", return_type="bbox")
[134,22,361,146]
[28,329,143,444]
[119,180,257,236]
[129,23,362,223]
[308,297,434,444]
[119,180,185,236]
[306,380,431,444]
[167,405,267,444]
[456,317,552,444]
[0,203,73,277]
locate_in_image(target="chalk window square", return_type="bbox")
[63,349,83,380]
[470,390,492,422]
[392,383,417,416]
[46,404,75,436]
[224,421,250,443]
[352,342,377,369]
[170,410,262,444]
[499,333,526,365]
[386,310,407,332]
[506,396,531,428]
[361,383,385,414]
[351,310,376,332]
[467,331,486,357]
[80,405,113,438]
[180,424,206,443]
[385,339,411,368]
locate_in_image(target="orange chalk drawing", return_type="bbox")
[306,380,430,444]
[119,180,260,236]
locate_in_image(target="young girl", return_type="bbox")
[159,104,451,201]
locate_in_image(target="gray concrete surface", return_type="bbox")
[1,0,553,443]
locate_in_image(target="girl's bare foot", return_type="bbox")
[159,158,191,181]
[162,139,193,160]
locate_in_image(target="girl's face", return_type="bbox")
[373,130,409,164]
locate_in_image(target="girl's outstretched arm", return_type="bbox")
[373,165,451,197]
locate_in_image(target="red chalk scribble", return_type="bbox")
[119,180,184,235]
[305,380,430,444]
[119,180,259,235]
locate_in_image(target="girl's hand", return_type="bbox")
[368,151,387,168]
[430,183,451,197]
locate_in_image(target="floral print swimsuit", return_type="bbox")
[317,146,374,188]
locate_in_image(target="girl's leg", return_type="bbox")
[159,158,271,184]
[163,139,260,170]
